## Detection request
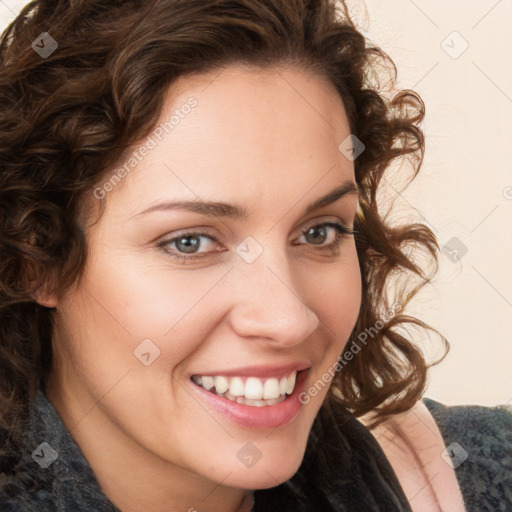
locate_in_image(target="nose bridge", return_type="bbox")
[228,245,320,345]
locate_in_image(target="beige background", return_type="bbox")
[1,0,510,406]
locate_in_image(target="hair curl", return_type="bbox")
[0,0,447,473]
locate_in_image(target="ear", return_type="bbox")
[34,292,58,308]
[30,270,59,309]
[20,232,60,309]
[33,286,58,308]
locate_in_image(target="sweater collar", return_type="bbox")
[19,387,121,511]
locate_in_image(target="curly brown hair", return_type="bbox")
[0,0,447,473]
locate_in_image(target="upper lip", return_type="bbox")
[190,362,311,380]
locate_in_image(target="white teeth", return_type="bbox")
[264,396,285,406]
[245,398,269,407]
[214,376,229,394]
[228,377,245,397]
[244,377,263,400]
[226,392,287,407]
[192,370,299,405]
[263,378,281,400]
[286,371,296,395]
[202,376,214,390]
[279,376,288,395]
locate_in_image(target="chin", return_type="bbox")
[233,467,302,491]
[226,446,306,491]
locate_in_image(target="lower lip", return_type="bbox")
[189,370,310,429]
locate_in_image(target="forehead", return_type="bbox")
[90,64,355,223]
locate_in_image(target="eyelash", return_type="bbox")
[156,221,355,264]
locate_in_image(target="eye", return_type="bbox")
[157,231,223,261]
[298,223,339,245]
[294,221,354,255]
[156,221,355,264]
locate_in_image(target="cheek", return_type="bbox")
[299,245,362,401]
[307,244,362,342]
[52,249,240,414]
[74,246,232,350]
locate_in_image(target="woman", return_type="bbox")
[0,0,510,511]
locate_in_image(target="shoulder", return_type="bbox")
[0,389,120,512]
[422,396,512,442]
[366,399,466,511]
[423,397,512,512]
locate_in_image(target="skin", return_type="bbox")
[41,63,362,512]
[367,403,467,512]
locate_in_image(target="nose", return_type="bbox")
[226,250,320,348]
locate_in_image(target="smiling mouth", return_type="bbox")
[191,370,299,407]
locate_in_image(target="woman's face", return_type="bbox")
[46,64,362,496]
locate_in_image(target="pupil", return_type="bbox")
[176,236,200,253]
[306,226,326,245]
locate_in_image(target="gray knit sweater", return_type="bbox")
[0,390,511,511]
[423,397,512,512]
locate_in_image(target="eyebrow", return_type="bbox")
[130,180,359,220]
